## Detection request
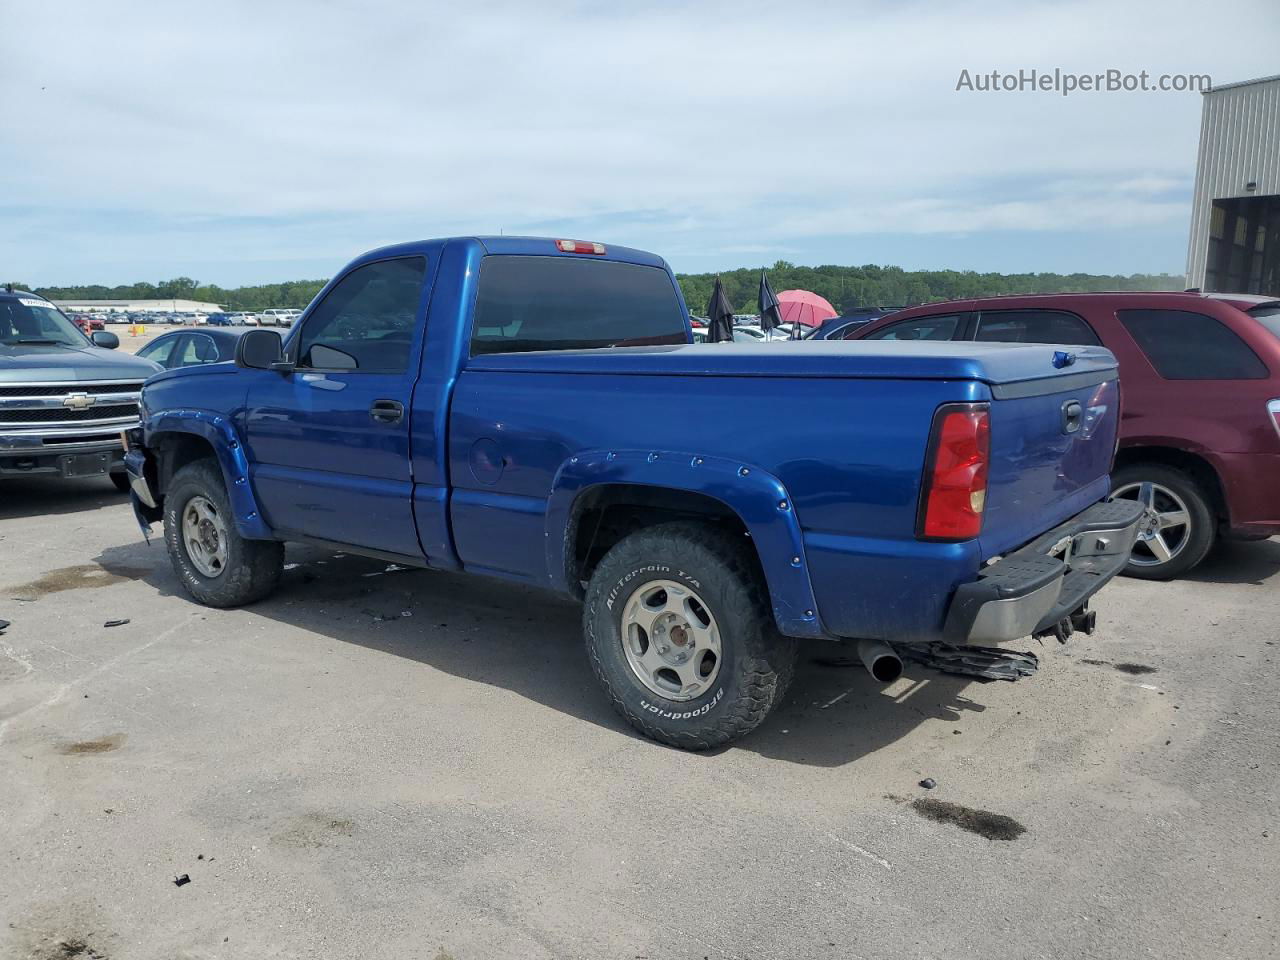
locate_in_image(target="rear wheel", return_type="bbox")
[583,522,796,750]
[1112,464,1215,580]
[164,459,283,607]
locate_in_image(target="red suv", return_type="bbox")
[852,292,1280,579]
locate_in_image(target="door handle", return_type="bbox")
[370,399,404,424]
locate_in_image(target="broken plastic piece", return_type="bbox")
[0,619,9,633]
[920,778,937,789]
[103,619,131,628]
[173,874,191,887]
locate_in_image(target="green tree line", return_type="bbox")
[677,261,1185,316]
[12,262,1184,315]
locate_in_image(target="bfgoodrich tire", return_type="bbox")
[1111,463,1216,581]
[163,459,284,607]
[583,522,797,750]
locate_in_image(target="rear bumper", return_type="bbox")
[943,499,1143,644]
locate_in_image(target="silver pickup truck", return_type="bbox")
[1,287,159,489]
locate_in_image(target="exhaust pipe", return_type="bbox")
[858,640,903,684]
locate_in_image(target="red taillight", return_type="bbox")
[554,239,606,254]
[1268,399,1280,441]
[918,403,990,541]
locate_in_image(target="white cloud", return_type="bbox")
[2,0,1277,281]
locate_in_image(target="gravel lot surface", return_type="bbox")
[1,478,1276,960]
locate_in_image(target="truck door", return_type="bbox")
[242,255,431,558]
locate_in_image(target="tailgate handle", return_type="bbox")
[1061,400,1083,434]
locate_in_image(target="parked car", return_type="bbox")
[806,309,899,340]
[1,287,161,491]
[73,314,105,333]
[124,236,1140,749]
[205,313,232,326]
[228,312,259,326]
[852,291,1280,579]
[135,327,250,369]
[258,308,297,327]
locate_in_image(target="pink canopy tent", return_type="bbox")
[776,290,837,328]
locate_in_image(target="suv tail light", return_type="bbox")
[1268,399,1280,441]
[918,403,991,541]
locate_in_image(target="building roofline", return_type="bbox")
[1205,73,1280,94]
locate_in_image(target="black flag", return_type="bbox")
[758,271,782,334]
[707,277,734,343]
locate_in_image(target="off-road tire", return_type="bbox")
[1113,463,1215,581]
[583,522,797,749]
[164,459,283,607]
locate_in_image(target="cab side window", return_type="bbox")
[974,309,1100,345]
[297,257,426,373]
[864,314,963,341]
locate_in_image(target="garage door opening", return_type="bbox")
[1205,195,1280,296]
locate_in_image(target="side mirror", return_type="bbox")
[91,330,120,349]
[235,329,291,372]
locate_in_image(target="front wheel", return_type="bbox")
[109,470,131,493]
[583,522,796,750]
[164,459,284,607]
[1111,464,1216,580]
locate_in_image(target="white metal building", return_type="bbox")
[1185,74,1280,295]
[51,298,225,314]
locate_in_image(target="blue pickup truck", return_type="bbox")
[125,236,1142,748]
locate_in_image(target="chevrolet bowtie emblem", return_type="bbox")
[62,392,97,411]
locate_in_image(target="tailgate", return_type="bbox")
[979,348,1120,560]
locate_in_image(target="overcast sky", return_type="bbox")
[3,0,1278,286]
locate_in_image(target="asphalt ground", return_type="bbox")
[1,477,1276,960]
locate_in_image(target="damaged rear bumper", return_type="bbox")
[943,499,1144,645]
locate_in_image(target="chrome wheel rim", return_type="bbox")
[1113,481,1191,567]
[621,579,722,702]
[182,495,229,578]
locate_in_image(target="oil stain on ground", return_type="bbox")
[273,813,356,848]
[56,733,126,755]
[5,563,149,600]
[35,936,107,959]
[1081,659,1157,675]
[890,794,1026,841]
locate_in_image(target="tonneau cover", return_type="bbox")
[464,340,1118,385]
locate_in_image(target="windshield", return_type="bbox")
[1249,303,1280,339]
[0,297,88,346]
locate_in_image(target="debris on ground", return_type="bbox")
[103,619,130,628]
[920,778,937,789]
[173,873,191,886]
[0,618,9,633]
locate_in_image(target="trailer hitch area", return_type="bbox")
[1033,604,1097,645]
[898,642,1039,682]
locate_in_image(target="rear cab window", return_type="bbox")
[974,309,1100,345]
[1118,308,1269,380]
[470,256,688,355]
